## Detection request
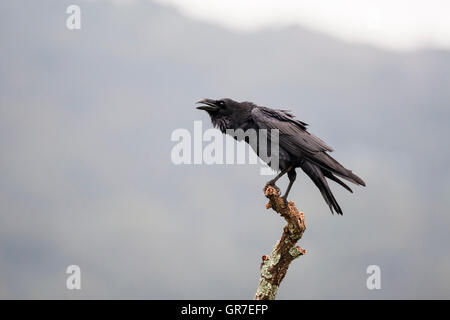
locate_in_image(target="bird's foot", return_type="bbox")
[263,180,279,193]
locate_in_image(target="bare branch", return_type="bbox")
[254,184,307,300]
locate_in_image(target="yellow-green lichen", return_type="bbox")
[260,245,281,279]
[288,223,295,233]
[289,246,302,258]
[261,253,281,278]
[256,278,278,300]
[288,223,300,240]
[261,260,272,278]
[272,252,280,265]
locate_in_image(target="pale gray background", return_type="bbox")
[0,1,449,299]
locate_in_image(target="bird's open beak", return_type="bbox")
[196,99,220,112]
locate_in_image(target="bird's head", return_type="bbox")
[196,98,253,132]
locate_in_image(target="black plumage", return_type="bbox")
[196,98,365,215]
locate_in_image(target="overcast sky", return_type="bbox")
[153,0,450,51]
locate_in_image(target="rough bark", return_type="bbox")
[254,184,307,300]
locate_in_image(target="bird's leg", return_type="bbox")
[265,166,292,187]
[281,168,297,204]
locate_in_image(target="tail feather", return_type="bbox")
[308,153,366,187]
[301,161,343,215]
[323,170,353,193]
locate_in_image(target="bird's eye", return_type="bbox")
[218,100,225,107]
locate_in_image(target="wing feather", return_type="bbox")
[251,107,334,156]
[251,107,366,187]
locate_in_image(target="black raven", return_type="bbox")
[196,98,365,215]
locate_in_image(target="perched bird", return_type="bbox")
[196,98,365,215]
